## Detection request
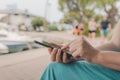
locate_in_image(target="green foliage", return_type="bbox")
[59,0,95,20]
[47,24,58,31]
[94,15,103,22]
[96,0,115,8]
[58,0,67,11]
[58,0,117,25]
[64,11,81,23]
[31,17,43,30]
[96,27,101,37]
[62,18,73,24]
[96,0,117,25]
[83,21,89,36]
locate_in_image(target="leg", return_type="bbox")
[92,30,96,38]
[80,29,84,36]
[40,61,120,80]
[89,30,92,38]
[101,29,105,39]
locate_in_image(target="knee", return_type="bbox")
[40,62,66,80]
[40,62,58,80]
[46,62,68,71]
[47,62,63,68]
[47,62,57,68]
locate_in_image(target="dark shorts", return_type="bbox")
[101,29,107,36]
[80,28,84,31]
[89,30,96,33]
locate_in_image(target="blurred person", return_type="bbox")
[88,18,97,38]
[100,16,111,39]
[40,20,120,80]
[73,25,80,35]
[78,22,84,36]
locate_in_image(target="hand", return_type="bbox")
[48,43,75,63]
[62,37,99,63]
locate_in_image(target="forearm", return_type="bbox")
[96,41,119,51]
[93,51,120,71]
[91,21,120,70]
[96,20,120,51]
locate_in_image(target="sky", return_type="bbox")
[0,0,63,23]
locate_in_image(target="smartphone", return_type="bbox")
[34,40,73,59]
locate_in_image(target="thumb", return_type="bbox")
[72,50,82,59]
[61,38,77,50]
[61,43,70,50]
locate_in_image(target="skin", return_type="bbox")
[48,20,120,71]
[78,22,84,36]
[88,18,97,38]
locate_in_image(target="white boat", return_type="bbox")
[0,43,9,54]
[1,41,29,53]
[0,23,41,53]
[0,29,41,48]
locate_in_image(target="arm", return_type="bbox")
[96,20,120,51]
[66,36,120,71]
[88,22,91,28]
[93,51,120,71]
[96,41,119,51]
[92,21,120,70]
[111,21,120,48]
[108,23,112,30]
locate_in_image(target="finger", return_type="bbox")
[61,43,70,50]
[73,36,84,45]
[62,39,77,49]
[56,49,62,63]
[63,53,68,63]
[80,36,87,44]
[48,48,52,54]
[72,50,80,58]
[51,48,58,61]
[69,48,77,53]
[61,39,78,50]
[68,38,82,51]
[69,44,79,53]
[69,41,78,48]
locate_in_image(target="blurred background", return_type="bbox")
[0,0,120,80]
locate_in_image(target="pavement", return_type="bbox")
[0,31,107,80]
[0,48,50,80]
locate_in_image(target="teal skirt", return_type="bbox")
[40,61,120,80]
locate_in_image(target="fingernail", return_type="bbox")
[54,48,57,50]
[58,49,61,53]
[63,53,66,56]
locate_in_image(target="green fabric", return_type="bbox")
[40,61,120,80]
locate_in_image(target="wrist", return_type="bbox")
[90,50,102,64]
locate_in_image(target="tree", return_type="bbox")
[31,17,43,30]
[95,0,118,26]
[59,0,118,25]
[59,0,94,20]
[60,11,80,24]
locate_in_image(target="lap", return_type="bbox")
[40,61,120,80]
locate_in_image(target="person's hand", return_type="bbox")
[48,43,75,63]
[62,37,99,63]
